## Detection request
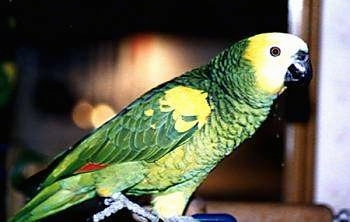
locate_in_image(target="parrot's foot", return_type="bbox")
[92,192,159,222]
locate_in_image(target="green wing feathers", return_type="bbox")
[41,83,209,188]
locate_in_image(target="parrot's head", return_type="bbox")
[243,32,312,95]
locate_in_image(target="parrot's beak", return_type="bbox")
[284,50,312,87]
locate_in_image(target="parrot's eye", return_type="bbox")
[270,47,281,57]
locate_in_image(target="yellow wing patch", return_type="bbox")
[159,86,211,133]
[144,109,154,116]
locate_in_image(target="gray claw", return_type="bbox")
[92,192,158,222]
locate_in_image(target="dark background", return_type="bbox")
[5,1,287,47]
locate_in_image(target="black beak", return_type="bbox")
[284,50,312,87]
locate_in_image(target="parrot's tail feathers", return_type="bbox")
[9,162,146,222]
[8,176,96,222]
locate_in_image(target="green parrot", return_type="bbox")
[9,32,312,222]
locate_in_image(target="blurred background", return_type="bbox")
[1,0,349,221]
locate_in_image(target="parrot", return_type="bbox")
[8,32,312,222]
